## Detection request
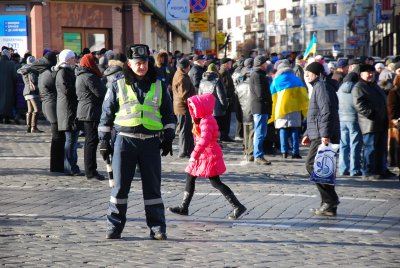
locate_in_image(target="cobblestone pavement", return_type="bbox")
[1,123,399,267]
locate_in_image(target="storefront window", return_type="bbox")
[64,32,82,54]
[88,33,105,52]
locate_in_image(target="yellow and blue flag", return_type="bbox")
[269,72,309,124]
[303,33,317,59]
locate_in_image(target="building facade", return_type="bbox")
[0,0,193,58]
[217,0,382,58]
[369,0,400,57]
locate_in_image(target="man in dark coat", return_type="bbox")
[352,64,389,180]
[249,55,272,165]
[219,58,235,142]
[172,58,196,158]
[188,54,205,93]
[0,49,17,123]
[302,62,340,216]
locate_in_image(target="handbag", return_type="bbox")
[310,143,339,185]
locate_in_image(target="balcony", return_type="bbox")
[291,17,302,27]
[257,0,264,7]
[292,43,302,51]
[251,23,265,32]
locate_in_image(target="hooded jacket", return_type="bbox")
[337,72,359,122]
[102,59,124,89]
[185,93,226,177]
[249,67,272,115]
[75,66,107,121]
[198,71,228,117]
[235,71,252,123]
[305,77,340,143]
[18,57,52,97]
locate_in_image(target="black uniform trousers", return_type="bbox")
[305,139,339,206]
[107,134,165,234]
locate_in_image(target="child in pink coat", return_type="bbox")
[168,93,246,219]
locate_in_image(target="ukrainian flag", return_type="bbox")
[268,72,309,124]
[303,33,317,59]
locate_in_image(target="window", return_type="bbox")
[258,38,264,49]
[245,14,251,31]
[325,3,337,15]
[227,18,231,29]
[310,4,317,16]
[280,35,288,46]
[280,9,287,20]
[63,28,110,54]
[269,10,275,23]
[269,36,276,47]
[292,6,301,17]
[236,16,241,27]
[325,30,337,43]
[218,19,223,31]
[258,12,264,23]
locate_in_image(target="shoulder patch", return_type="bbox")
[112,73,125,83]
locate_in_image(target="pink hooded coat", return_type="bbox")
[185,93,226,177]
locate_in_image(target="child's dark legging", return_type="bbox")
[184,173,233,196]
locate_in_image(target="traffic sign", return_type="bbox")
[189,12,208,32]
[190,0,207,13]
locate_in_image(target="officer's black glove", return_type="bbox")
[99,140,112,161]
[160,139,173,156]
[160,128,175,156]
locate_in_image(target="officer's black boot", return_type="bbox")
[168,191,193,216]
[225,193,247,220]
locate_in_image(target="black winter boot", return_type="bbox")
[225,193,247,220]
[168,191,193,216]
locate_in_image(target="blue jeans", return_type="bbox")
[362,131,387,176]
[253,114,268,158]
[279,128,299,155]
[338,121,363,175]
[64,130,80,174]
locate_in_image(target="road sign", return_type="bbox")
[190,0,207,13]
[189,12,208,32]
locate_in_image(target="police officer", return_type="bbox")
[98,44,176,240]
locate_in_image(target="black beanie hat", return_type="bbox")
[44,51,58,67]
[305,62,324,76]
[359,64,375,73]
[177,58,190,69]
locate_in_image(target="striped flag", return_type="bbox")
[303,33,317,59]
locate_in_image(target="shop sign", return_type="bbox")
[0,15,28,54]
[166,0,190,21]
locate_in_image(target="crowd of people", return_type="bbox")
[1,43,400,238]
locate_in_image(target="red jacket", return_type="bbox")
[185,94,226,177]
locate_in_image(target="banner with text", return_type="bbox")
[0,15,28,54]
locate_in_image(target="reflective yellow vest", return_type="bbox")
[114,78,163,130]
